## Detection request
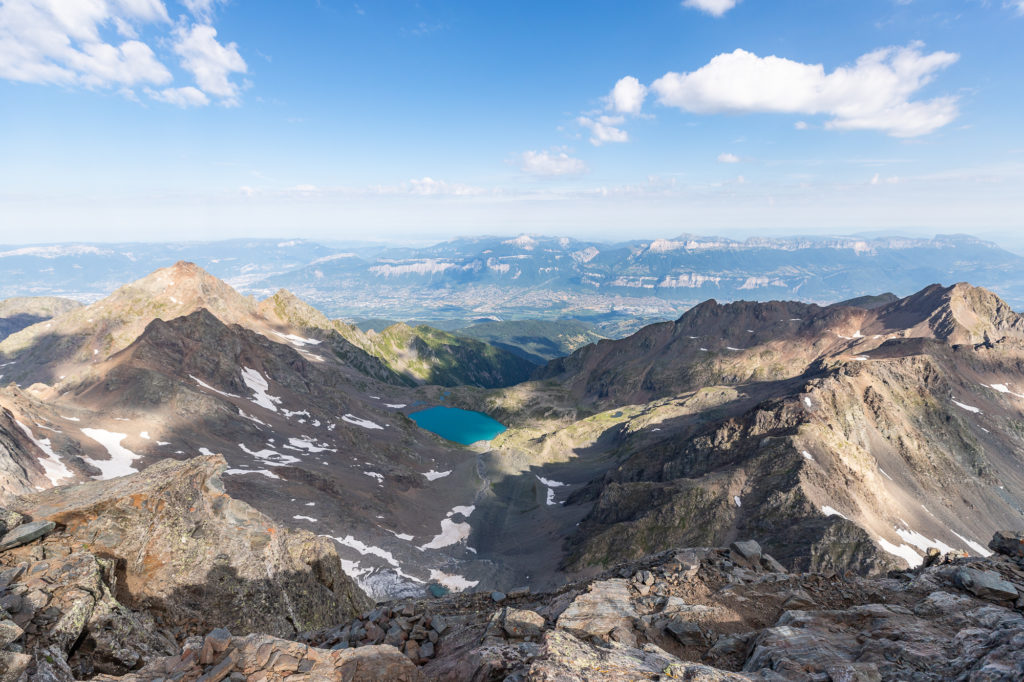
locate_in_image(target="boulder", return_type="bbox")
[728,540,762,568]
[665,619,706,647]
[12,455,371,637]
[0,520,55,551]
[556,579,638,639]
[954,567,1019,601]
[0,507,24,536]
[0,651,31,682]
[502,608,545,639]
[989,531,1024,558]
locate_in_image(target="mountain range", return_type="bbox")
[3,234,1024,325]
[1,261,1023,679]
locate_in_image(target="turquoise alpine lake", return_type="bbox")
[409,406,507,445]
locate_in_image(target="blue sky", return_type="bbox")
[1,0,1022,244]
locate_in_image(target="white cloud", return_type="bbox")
[718,152,740,163]
[682,0,739,17]
[607,76,647,114]
[0,0,250,108]
[172,23,247,105]
[408,177,484,196]
[794,120,808,130]
[1006,1,1024,16]
[520,150,587,176]
[0,0,172,88]
[650,43,959,137]
[182,0,226,22]
[146,85,209,107]
[577,115,629,145]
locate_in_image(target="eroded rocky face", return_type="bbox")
[6,503,1019,681]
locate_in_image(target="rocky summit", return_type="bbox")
[2,467,1023,681]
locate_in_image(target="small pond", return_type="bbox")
[409,406,507,445]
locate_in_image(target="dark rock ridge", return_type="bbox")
[465,282,1024,583]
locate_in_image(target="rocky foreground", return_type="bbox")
[1,457,1023,681]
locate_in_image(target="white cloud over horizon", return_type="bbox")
[682,0,740,17]
[718,153,740,163]
[649,43,959,137]
[520,150,588,176]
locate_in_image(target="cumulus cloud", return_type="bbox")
[718,153,740,163]
[1007,1,1024,16]
[577,115,629,146]
[682,0,740,17]
[607,76,647,114]
[0,0,248,107]
[794,120,808,130]
[146,85,209,107]
[520,150,588,176]
[649,43,958,137]
[172,23,247,105]
[0,0,172,88]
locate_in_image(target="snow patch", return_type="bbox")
[271,331,321,347]
[894,527,955,555]
[423,470,451,481]
[190,375,239,399]
[429,569,479,592]
[733,495,742,508]
[80,429,141,480]
[950,530,993,557]
[238,443,300,466]
[364,471,384,484]
[288,437,336,453]
[343,414,383,430]
[986,383,1024,399]
[238,409,268,426]
[385,403,406,409]
[879,468,893,480]
[331,535,400,568]
[877,537,923,567]
[536,475,566,506]
[139,431,150,440]
[241,368,281,412]
[418,519,472,550]
[801,450,814,462]
[821,506,848,520]
[951,399,980,413]
[293,515,318,523]
[15,420,73,485]
[447,505,475,518]
[224,468,280,479]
